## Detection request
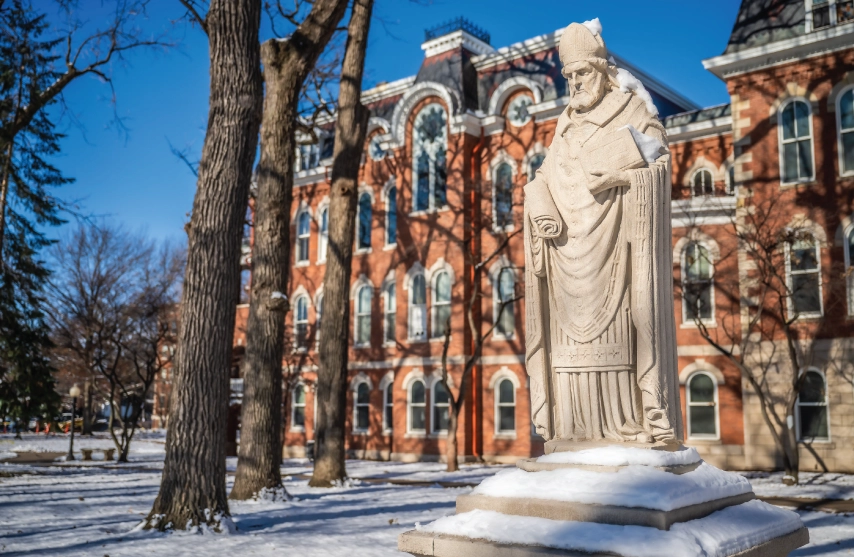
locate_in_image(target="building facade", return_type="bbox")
[224,1,854,471]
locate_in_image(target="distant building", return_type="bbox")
[225,1,854,471]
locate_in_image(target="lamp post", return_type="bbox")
[67,384,81,461]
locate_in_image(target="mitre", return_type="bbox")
[559,23,607,66]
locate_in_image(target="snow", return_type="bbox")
[620,124,666,163]
[536,444,699,468]
[420,501,802,557]
[744,471,854,501]
[582,18,602,37]
[472,462,752,511]
[1,433,854,556]
[271,291,287,300]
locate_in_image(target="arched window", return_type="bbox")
[354,381,370,432]
[797,370,829,441]
[838,88,854,175]
[318,207,329,262]
[408,273,427,341]
[412,104,448,212]
[687,372,718,439]
[357,192,372,250]
[408,379,426,432]
[386,186,397,245]
[383,281,396,343]
[496,378,516,434]
[296,209,311,263]
[431,270,452,339]
[354,285,372,347]
[432,381,450,433]
[294,295,309,349]
[690,169,714,198]
[788,232,822,316]
[383,382,394,432]
[528,154,545,181]
[315,293,324,347]
[682,243,714,322]
[495,268,516,337]
[779,99,814,183]
[494,162,513,229]
[291,384,306,430]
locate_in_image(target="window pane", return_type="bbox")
[783,143,799,182]
[792,273,821,314]
[434,406,449,431]
[294,406,305,427]
[409,304,426,338]
[297,297,308,320]
[412,275,426,304]
[434,305,451,336]
[799,406,828,439]
[387,187,397,244]
[411,381,425,404]
[689,374,715,403]
[295,385,305,404]
[385,314,396,342]
[499,269,515,301]
[499,406,515,432]
[791,236,817,271]
[385,284,396,311]
[689,406,716,436]
[357,383,370,404]
[843,132,854,174]
[798,139,813,178]
[385,404,393,431]
[800,372,826,403]
[684,282,712,320]
[685,244,711,280]
[495,163,513,227]
[436,272,451,302]
[842,91,854,130]
[528,154,545,181]
[498,379,514,404]
[434,151,447,208]
[416,152,430,211]
[814,4,831,28]
[357,315,371,345]
[358,286,372,312]
[782,103,796,140]
[298,212,310,235]
[298,237,309,262]
[794,101,810,138]
[498,303,515,336]
[358,194,372,249]
[411,406,426,431]
[434,383,450,404]
[357,406,369,430]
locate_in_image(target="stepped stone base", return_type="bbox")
[456,492,755,530]
[516,457,700,474]
[399,527,810,557]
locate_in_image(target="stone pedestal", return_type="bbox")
[398,446,808,557]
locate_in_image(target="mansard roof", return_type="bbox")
[724,0,806,54]
[663,104,732,129]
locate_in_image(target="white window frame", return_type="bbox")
[806,0,839,32]
[407,271,427,342]
[356,190,373,254]
[383,180,398,248]
[494,378,517,437]
[431,381,450,434]
[493,267,517,340]
[382,280,396,345]
[689,168,714,198]
[686,371,720,441]
[407,378,426,434]
[681,242,716,325]
[352,380,371,434]
[844,224,854,316]
[290,383,307,432]
[836,84,854,177]
[492,162,515,232]
[785,232,824,319]
[318,205,329,263]
[354,284,373,348]
[796,368,831,442]
[777,97,816,185]
[314,291,324,351]
[431,270,452,340]
[382,380,394,434]
[293,294,310,352]
[295,209,311,265]
[411,103,448,214]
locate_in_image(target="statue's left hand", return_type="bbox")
[587,167,632,195]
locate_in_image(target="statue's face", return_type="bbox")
[564,61,607,111]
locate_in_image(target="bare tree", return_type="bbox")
[145,0,263,531]
[684,196,840,484]
[231,0,348,500]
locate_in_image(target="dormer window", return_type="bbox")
[812,0,831,29]
[807,0,853,30]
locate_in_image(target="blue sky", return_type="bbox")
[51,0,743,243]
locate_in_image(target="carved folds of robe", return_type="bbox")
[524,88,683,444]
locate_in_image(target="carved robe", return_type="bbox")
[524,88,683,444]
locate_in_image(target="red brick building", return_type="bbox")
[223,2,854,470]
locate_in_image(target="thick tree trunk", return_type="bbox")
[82,381,93,436]
[144,0,262,531]
[782,426,800,485]
[230,0,347,501]
[446,404,460,472]
[310,0,374,488]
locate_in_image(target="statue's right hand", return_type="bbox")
[533,216,561,239]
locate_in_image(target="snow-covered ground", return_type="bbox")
[1,433,854,556]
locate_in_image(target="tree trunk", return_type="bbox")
[446,404,460,472]
[310,0,373,488]
[82,380,93,436]
[144,0,262,531]
[230,0,347,501]
[782,424,800,485]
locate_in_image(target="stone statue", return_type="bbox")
[524,22,683,445]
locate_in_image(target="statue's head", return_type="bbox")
[559,23,609,112]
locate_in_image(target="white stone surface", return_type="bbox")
[536,445,701,468]
[472,463,751,511]
[418,500,803,557]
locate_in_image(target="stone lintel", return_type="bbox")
[455,492,756,530]
[398,527,809,557]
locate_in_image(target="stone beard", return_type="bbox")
[524,23,683,446]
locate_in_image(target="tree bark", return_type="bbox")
[229,0,347,501]
[145,0,262,531]
[446,405,460,472]
[310,0,373,488]
[82,380,93,436]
